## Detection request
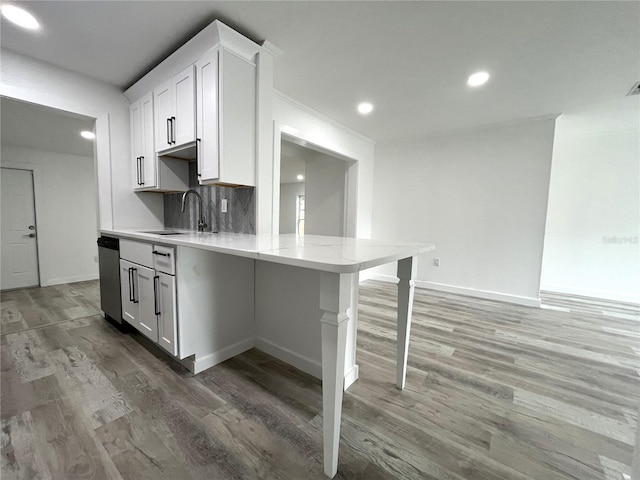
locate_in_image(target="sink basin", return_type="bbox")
[140,230,188,235]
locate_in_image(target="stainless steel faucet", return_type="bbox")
[180,189,208,232]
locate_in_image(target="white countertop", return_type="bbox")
[102,229,435,273]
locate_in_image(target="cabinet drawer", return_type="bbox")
[152,245,175,275]
[120,239,153,266]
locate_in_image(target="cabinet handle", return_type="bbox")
[166,118,171,145]
[171,116,176,144]
[152,250,170,257]
[140,156,145,185]
[153,275,161,316]
[196,138,201,177]
[135,157,140,185]
[132,268,139,304]
[128,267,134,302]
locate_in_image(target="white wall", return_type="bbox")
[271,92,375,238]
[305,151,346,237]
[370,117,557,306]
[541,97,640,303]
[279,182,304,234]
[0,50,163,231]
[1,145,99,286]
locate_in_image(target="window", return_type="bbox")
[296,194,305,235]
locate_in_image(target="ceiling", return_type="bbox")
[1,1,638,142]
[1,97,95,157]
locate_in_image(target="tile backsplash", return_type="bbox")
[164,162,255,234]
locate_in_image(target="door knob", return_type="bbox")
[28,225,35,230]
[24,233,36,238]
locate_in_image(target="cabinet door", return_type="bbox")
[139,93,157,188]
[196,49,220,183]
[120,259,139,324]
[219,50,256,186]
[129,101,143,188]
[173,65,196,147]
[136,265,158,342]
[156,272,177,356]
[154,79,173,152]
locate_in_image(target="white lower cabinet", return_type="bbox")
[120,259,139,325]
[136,264,158,342]
[117,237,255,374]
[119,240,176,354]
[156,272,177,356]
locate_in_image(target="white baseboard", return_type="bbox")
[362,274,540,308]
[540,285,640,305]
[255,337,322,379]
[364,273,399,284]
[344,364,359,390]
[255,337,359,391]
[41,274,99,287]
[189,337,255,374]
[418,281,541,308]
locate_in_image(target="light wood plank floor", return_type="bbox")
[1,280,638,479]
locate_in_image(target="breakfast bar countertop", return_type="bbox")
[100,229,435,273]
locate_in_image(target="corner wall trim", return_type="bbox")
[362,274,541,308]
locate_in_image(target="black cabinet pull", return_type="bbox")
[152,250,170,257]
[166,117,171,145]
[170,116,176,144]
[135,157,140,185]
[153,275,161,315]
[128,267,134,301]
[196,138,201,177]
[140,156,144,185]
[132,268,139,304]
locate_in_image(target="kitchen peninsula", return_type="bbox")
[102,228,434,478]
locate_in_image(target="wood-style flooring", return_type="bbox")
[1,280,638,479]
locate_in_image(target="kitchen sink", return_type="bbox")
[140,230,188,235]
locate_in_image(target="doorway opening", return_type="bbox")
[279,137,356,237]
[0,97,99,290]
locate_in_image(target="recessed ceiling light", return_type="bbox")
[467,71,490,87]
[80,131,95,140]
[357,102,374,115]
[1,4,40,30]
[296,174,304,181]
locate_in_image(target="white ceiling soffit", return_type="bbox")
[1,97,95,158]
[1,1,638,142]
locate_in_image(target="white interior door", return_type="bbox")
[1,168,39,290]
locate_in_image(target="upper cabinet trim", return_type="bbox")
[124,20,262,103]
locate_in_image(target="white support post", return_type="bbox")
[319,271,351,478]
[343,272,360,390]
[396,256,417,389]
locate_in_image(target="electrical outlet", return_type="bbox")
[433,257,440,267]
[94,255,98,263]
[221,198,228,213]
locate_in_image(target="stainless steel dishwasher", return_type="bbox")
[97,236,122,323]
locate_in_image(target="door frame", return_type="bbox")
[1,165,42,289]
[272,125,359,237]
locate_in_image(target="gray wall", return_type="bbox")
[370,117,556,304]
[304,151,346,237]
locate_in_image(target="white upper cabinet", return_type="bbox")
[154,65,196,152]
[125,20,263,191]
[196,48,256,186]
[130,93,157,190]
